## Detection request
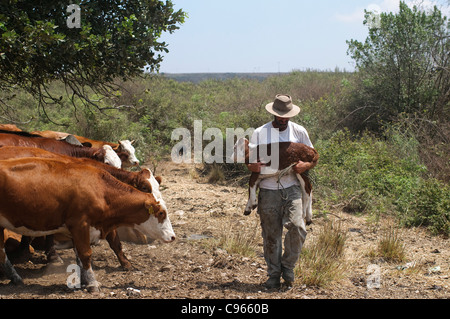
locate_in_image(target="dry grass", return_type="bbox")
[367,226,407,263]
[202,196,261,257]
[295,220,348,287]
[206,164,225,184]
[214,216,260,257]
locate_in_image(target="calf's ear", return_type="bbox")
[155,176,162,185]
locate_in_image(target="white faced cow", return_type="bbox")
[0,157,175,292]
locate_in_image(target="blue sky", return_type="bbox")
[159,0,449,73]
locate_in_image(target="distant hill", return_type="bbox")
[160,72,286,83]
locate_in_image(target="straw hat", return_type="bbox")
[265,94,300,118]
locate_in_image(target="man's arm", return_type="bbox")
[292,160,317,174]
[247,162,265,173]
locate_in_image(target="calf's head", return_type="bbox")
[231,137,250,163]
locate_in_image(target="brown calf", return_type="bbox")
[233,138,319,222]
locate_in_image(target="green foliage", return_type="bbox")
[314,129,449,235]
[397,178,450,236]
[0,0,186,116]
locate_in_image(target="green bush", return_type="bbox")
[314,130,449,235]
[397,178,450,235]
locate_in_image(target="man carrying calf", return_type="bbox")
[246,94,318,289]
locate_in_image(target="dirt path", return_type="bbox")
[0,160,448,299]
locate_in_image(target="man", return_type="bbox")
[247,94,316,289]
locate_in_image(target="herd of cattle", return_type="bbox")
[0,124,175,292]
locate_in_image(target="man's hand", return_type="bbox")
[292,160,310,174]
[246,161,266,173]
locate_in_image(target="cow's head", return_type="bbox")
[134,196,175,243]
[102,145,122,168]
[134,168,175,243]
[134,168,163,193]
[117,140,139,167]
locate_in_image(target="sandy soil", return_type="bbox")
[0,160,448,300]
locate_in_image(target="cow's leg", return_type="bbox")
[297,174,313,225]
[70,227,100,292]
[105,230,133,271]
[244,173,261,215]
[44,235,63,263]
[7,235,32,263]
[0,228,23,285]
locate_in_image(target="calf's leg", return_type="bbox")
[297,173,313,225]
[244,173,261,215]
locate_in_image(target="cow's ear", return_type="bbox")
[145,200,161,216]
[155,176,162,185]
[144,199,154,211]
[145,200,161,218]
[140,169,151,179]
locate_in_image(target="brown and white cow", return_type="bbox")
[232,138,319,223]
[32,130,140,168]
[0,157,175,292]
[0,146,160,269]
[0,131,122,168]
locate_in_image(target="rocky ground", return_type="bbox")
[0,160,448,300]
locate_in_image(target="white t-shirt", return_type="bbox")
[249,121,313,190]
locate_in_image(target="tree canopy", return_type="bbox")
[0,0,186,118]
[346,1,449,132]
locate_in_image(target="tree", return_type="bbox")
[345,1,449,132]
[0,0,186,121]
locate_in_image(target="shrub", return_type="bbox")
[397,179,450,236]
[211,216,260,257]
[295,220,348,287]
[314,130,449,236]
[368,227,407,263]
